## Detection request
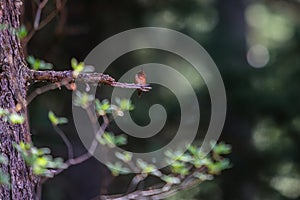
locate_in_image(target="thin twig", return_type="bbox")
[86,105,100,134]
[24,0,67,44]
[52,125,74,159]
[100,183,171,200]
[110,82,151,91]
[38,0,67,30]
[100,166,207,200]
[37,10,57,30]
[91,115,109,154]
[126,160,140,174]
[27,83,59,104]
[126,174,147,194]
[53,113,109,176]
[34,0,48,30]
[85,108,108,155]
[26,77,76,105]
[25,0,49,43]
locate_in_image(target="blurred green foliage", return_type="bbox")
[98,132,127,148]
[0,155,9,186]
[13,142,66,177]
[48,111,68,126]
[0,108,25,124]
[27,56,53,70]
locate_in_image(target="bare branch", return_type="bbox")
[24,0,67,44]
[52,113,110,177]
[85,109,109,156]
[99,181,192,200]
[126,174,147,194]
[37,10,57,30]
[99,167,207,200]
[37,0,69,31]
[26,80,73,104]
[99,184,172,200]
[52,125,74,159]
[27,69,152,92]
[33,0,48,30]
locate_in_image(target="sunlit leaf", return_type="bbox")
[8,113,25,124]
[27,56,53,70]
[48,111,68,126]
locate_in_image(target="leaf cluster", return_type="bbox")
[106,142,231,187]
[13,142,66,177]
[27,56,53,70]
[0,108,25,124]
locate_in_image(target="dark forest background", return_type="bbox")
[23,0,300,199]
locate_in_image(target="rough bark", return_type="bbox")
[0,0,37,199]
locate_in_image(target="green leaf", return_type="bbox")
[0,155,7,164]
[187,145,205,159]
[0,108,9,117]
[161,175,181,184]
[115,151,132,162]
[73,91,94,109]
[95,99,111,116]
[48,111,58,125]
[193,172,214,181]
[0,155,9,185]
[114,135,127,146]
[136,159,148,169]
[48,111,68,126]
[165,149,183,159]
[206,158,232,175]
[0,172,10,185]
[58,117,68,125]
[213,142,232,155]
[53,157,67,168]
[33,165,46,175]
[193,157,210,168]
[36,157,48,167]
[71,58,84,75]
[82,65,95,73]
[170,161,189,175]
[150,169,163,177]
[178,154,193,162]
[8,113,25,124]
[17,25,27,39]
[136,159,157,174]
[98,132,115,147]
[13,142,66,177]
[106,162,130,176]
[98,132,127,148]
[115,98,134,111]
[38,148,51,155]
[27,56,53,70]
[27,56,35,66]
[165,149,189,164]
[71,58,78,70]
[103,132,116,147]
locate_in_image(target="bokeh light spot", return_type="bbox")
[247,44,269,68]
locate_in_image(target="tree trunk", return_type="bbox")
[0,0,37,199]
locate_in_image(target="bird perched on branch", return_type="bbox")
[135,69,147,97]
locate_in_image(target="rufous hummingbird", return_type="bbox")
[135,68,147,97]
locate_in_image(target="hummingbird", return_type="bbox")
[135,69,147,97]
